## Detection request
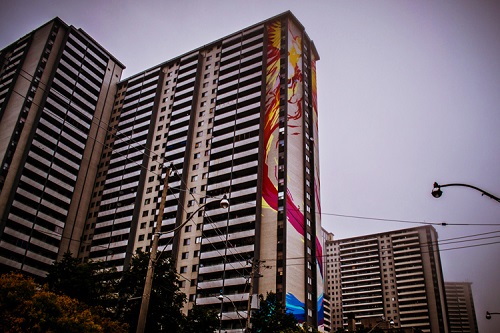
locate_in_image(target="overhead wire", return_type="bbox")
[7,67,499,231]
[4,51,500,289]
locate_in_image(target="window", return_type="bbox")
[204,73,210,79]
[195,236,202,244]
[202,172,208,179]
[203,82,209,88]
[144,198,151,205]
[202,91,208,97]
[192,264,198,272]
[183,238,191,245]
[187,200,195,207]
[198,120,204,127]
[190,187,196,194]
[140,222,146,229]
[138,234,145,241]
[194,250,200,257]
[191,175,198,182]
[205,64,211,70]
[142,210,148,217]
[180,266,187,273]
[146,187,152,193]
[196,131,203,137]
[181,252,189,259]
[206,55,212,61]
[185,225,192,232]
[195,141,202,148]
[199,111,205,117]
[192,164,199,170]
[148,176,155,182]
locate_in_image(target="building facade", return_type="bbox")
[0,17,124,277]
[1,12,323,332]
[325,226,449,333]
[445,282,478,333]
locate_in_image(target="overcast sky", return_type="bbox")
[2,1,499,332]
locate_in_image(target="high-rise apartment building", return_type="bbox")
[325,226,449,333]
[445,282,478,333]
[0,17,124,277]
[1,12,323,332]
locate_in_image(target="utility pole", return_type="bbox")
[246,259,263,333]
[136,163,172,333]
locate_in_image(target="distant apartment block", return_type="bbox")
[445,282,478,333]
[324,226,449,333]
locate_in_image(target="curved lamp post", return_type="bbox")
[367,317,394,333]
[136,165,229,333]
[432,182,500,203]
[486,311,500,319]
[217,294,246,332]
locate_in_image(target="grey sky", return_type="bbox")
[1,1,499,332]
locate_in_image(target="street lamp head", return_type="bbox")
[432,182,443,198]
[486,311,491,320]
[389,319,395,325]
[220,194,229,209]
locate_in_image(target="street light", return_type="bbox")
[432,182,500,203]
[135,163,229,333]
[217,294,246,332]
[486,311,500,319]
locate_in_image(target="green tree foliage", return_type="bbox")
[46,252,117,308]
[115,251,186,333]
[251,292,299,333]
[183,305,219,333]
[44,251,226,332]
[0,272,128,333]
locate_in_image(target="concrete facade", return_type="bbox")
[1,12,323,332]
[0,17,124,277]
[324,226,449,333]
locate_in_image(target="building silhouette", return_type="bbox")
[0,12,323,331]
[445,282,478,333]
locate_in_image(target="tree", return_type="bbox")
[46,252,118,309]
[251,292,299,333]
[115,250,186,333]
[183,305,219,333]
[0,272,128,333]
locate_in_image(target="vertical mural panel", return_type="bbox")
[285,20,306,322]
[260,20,281,293]
[311,53,324,329]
